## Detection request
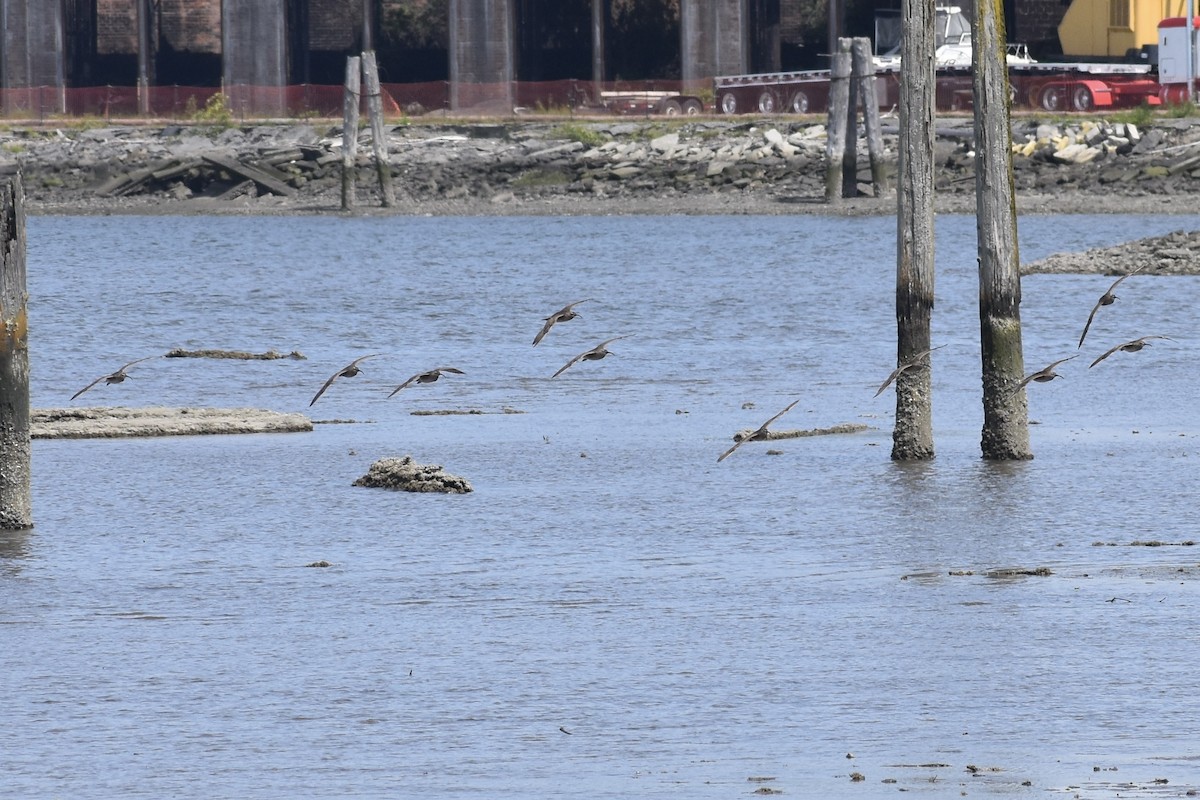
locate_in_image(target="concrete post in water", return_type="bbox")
[341,55,361,211]
[974,0,1031,459]
[361,51,396,208]
[852,37,889,196]
[0,175,31,530]
[891,0,936,461]
[824,43,852,204]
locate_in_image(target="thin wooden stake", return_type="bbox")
[892,0,936,461]
[341,55,361,211]
[825,43,852,203]
[361,51,396,208]
[0,175,31,530]
[851,37,889,196]
[974,0,1031,459]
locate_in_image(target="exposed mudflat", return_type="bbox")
[32,406,313,439]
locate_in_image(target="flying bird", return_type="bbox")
[1077,266,1145,348]
[874,345,946,398]
[1089,335,1172,368]
[309,353,382,406]
[717,398,801,463]
[1009,355,1078,398]
[533,299,593,346]
[387,367,465,397]
[70,356,160,401]
[551,335,629,378]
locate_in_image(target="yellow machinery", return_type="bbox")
[1059,0,1189,57]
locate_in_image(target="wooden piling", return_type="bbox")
[824,43,852,203]
[340,55,361,211]
[361,51,396,208]
[852,37,889,196]
[0,175,31,530]
[840,39,858,197]
[974,0,1031,459]
[891,0,936,461]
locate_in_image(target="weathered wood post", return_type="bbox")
[891,0,937,461]
[840,38,859,197]
[361,51,396,208]
[974,0,1031,459]
[341,55,361,211]
[0,175,31,530]
[851,37,889,196]
[825,41,852,203]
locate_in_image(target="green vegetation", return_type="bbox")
[1110,103,1155,127]
[551,122,606,147]
[1164,99,1198,118]
[510,168,572,188]
[189,93,234,129]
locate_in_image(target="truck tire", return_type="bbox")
[757,90,778,113]
[788,90,810,113]
[719,91,738,115]
[1039,86,1065,112]
[1072,86,1094,112]
[661,99,683,115]
[682,98,703,116]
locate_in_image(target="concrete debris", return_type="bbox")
[33,406,313,439]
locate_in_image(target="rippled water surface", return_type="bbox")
[5,212,1200,799]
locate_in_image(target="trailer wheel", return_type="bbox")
[661,99,683,116]
[1039,86,1065,112]
[788,90,810,113]
[719,91,738,115]
[683,99,704,116]
[757,90,778,114]
[1072,86,1094,112]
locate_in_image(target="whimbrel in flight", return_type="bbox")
[874,345,946,398]
[71,356,159,401]
[387,367,465,397]
[1077,266,1145,348]
[1089,335,1172,368]
[1008,355,1078,398]
[533,299,593,346]
[309,353,382,406]
[552,335,629,378]
[717,398,801,463]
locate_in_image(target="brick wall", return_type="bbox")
[310,0,362,50]
[96,0,136,55]
[160,0,223,53]
[1014,0,1067,50]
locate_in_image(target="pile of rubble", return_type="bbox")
[353,456,473,494]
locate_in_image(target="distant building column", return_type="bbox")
[448,0,514,112]
[221,0,288,116]
[0,0,67,113]
[680,0,750,84]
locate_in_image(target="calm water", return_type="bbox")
[4,212,1200,799]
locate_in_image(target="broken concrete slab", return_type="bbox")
[33,407,312,439]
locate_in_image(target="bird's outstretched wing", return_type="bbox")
[1078,266,1145,348]
[1010,355,1078,397]
[70,355,159,401]
[551,336,628,378]
[873,345,945,398]
[533,299,593,346]
[717,398,800,462]
[309,353,381,406]
[387,373,422,397]
[1089,335,1171,368]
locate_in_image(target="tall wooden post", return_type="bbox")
[341,55,361,211]
[825,43,852,203]
[974,0,1031,459]
[851,37,889,196]
[0,176,31,530]
[891,0,936,461]
[840,38,858,197]
[361,51,396,208]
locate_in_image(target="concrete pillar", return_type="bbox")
[449,0,515,112]
[681,0,750,84]
[221,0,288,116]
[0,0,67,113]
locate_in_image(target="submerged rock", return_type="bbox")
[353,456,473,494]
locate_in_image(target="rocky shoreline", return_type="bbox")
[3,114,1199,271]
